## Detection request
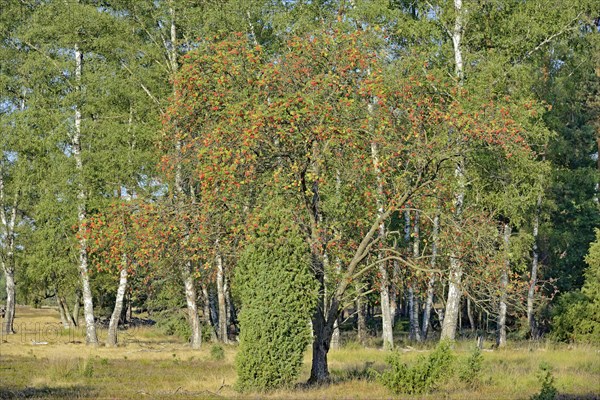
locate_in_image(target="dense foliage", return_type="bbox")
[235,205,317,391]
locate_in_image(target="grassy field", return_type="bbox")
[0,306,598,399]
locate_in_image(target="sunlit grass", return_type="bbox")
[1,306,598,399]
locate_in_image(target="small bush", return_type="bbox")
[458,346,483,388]
[155,311,191,341]
[210,344,225,361]
[80,358,94,378]
[530,362,558,400]
[379,341,454,394]
[202,323,216,343]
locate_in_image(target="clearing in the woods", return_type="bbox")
[0,307,598,399]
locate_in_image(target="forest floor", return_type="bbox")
[0,306,599,399]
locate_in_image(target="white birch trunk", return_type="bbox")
[0,189,17,334]
[355,282,367,344]
[497,223,511,347]
[441,0,466,341]
[183,264,202,349]
[0,93,21,335]
[73,45,98,346]
[422,213,439,339]
[3,270,16,334]
[216,253,228,344]
[106,266,128,347]
[371,139,393,350]
[330,319,341,350]
[409,212,422,342]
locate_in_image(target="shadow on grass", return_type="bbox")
[0,386,93,399]
[557,395,600,400]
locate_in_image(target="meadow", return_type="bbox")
[0,307,598,400]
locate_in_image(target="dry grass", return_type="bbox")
[0,306,598,399]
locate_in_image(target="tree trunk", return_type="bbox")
[331,319,341,350]
[371,140,393,350]
[467,297,476,331]
[216,253,228,344]
[409,287,422,342]
[409,212,422,342]
[183,265,202,349]
[72,292,80,327]
[73,44,98,346]
[528,193,542,339]
[309,307,332,384]
[225,280,237,339]
[168,0,201,349]
[497,222,511,348]
[309,231,332,385]
[58,296,70,329]
[441,258,463,341]
[3,270,16,334]
[1,171,19,335]
[202,285,217,342]
[422,213,439,339]
[106,267,128,347]
[58,295,76,329]
[390,261,398,325]
[356,283,367,344]
[440,0,466,343]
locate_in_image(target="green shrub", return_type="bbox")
[155,311,192,341]
[379,341,455,394]
[81,358,94,378]
[530,362,558,400]
[235,204,318,392]
[458,346,483,388]
[210,344,225,361]
[550,292,587,343]
[551,230,600,345]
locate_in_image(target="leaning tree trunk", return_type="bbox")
[441,0,465,342]
[497,222,511,347]
[106,266,128,347]
[73,45,98,346]
[528,193,542,339]
[57,295,77,329]
[58,296,71,329]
